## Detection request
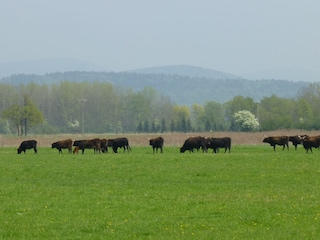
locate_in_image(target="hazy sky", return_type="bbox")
[1,0,319,77]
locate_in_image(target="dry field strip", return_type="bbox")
[1,130,319,148]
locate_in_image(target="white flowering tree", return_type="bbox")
[233,110,259,132]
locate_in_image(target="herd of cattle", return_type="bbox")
[263,135,320,152]
[16,136,230,154]
[17,137,152,154]
[16,134,320,154]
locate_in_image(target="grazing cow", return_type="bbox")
[300,135,320,153]
[263,136,289,151]
[206,137,231,153]
[107,137,131,153]
[149,137,164,153]
[17,140,37,154]
[73,139,101,154]
[180,136,207,153]
[52,139,73,154]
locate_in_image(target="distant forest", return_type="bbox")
[0,75,319,135]
[0,71,308,104]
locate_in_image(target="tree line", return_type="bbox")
[0,81,319,135]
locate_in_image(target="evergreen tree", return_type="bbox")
[187,118,192,132]
[161,118,166,133]
[180,117,187,132]
[144,119,150,132]
[137,120,143,132]
[151,121,156,133]
[204,119,211,131]
[170,119,175,132]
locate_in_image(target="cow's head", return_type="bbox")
[297,135,308,141]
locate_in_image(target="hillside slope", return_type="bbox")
[0,71,308,105]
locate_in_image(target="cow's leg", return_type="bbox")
[304,146,308,153]
[102,147,108,153]
[202,146,207,153]
[73,147,78,154]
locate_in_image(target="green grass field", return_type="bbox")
[1,145,320,239]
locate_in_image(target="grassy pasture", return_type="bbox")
[1,145,320,239]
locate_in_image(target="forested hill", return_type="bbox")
[128,65,241,79]
[0,71,308,105]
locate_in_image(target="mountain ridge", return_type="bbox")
[0,58,318,82]
[128,64,242,80]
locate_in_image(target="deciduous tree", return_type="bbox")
[233,110,259,132]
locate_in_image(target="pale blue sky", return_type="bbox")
[1,0,319,79]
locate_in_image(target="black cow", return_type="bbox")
[52,139,73,154]
[73,139,101,154]
[301,135,320,153]
[149,137,164,153]
[206,137,231,153]
[289,135,308,150]
[17,140,37,154]
[107,137,131,153]
[180,136,207,153]
[263,136,289,151]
